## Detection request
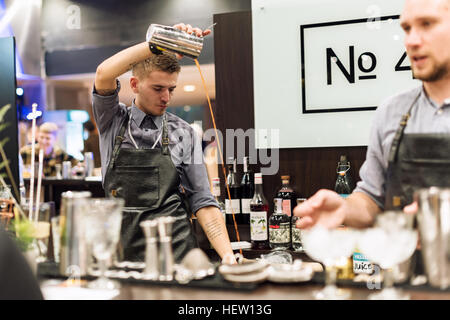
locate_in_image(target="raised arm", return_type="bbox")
[94,23,211,94]
[94,42,152,94]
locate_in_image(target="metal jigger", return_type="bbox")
[157,216,176,281]
[140,219,160,280]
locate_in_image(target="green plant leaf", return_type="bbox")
[0,137,10,148]
[10,219,36,252]
[0,160,10,170]
[0,123,10,133]
[0,104,11,122]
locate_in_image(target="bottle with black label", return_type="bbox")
[240,156,254,225]
[334,155,354,198]
[249,173,269,249]
[225,157,241,225]
[269,198,291,250]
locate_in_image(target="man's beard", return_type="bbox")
[413,62,450,82]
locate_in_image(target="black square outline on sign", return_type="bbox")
[300,15,400,114]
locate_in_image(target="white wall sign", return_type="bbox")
[252,0,420,148]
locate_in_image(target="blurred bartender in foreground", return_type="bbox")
[92,23,234,263]
[20,122,78,177]
[294,0,450,229]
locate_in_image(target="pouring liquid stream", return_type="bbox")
[194,59,242,256]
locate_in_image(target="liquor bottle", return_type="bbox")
[334,155,354,197]
[291,198,306,252]
[274,175,298,217]
[269,198,291,250]
[225,157,241,225]
[240,156,254,225]
[249,173,269,249]
[211,177,225,222]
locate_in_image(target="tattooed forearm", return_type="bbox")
[204,217,224,241]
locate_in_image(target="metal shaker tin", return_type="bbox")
[62,161,71,179]
[146,24,204,59]
[84,152,94,177]
[59,191,92,276]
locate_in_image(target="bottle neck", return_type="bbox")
[243,157,248,173]
[254,182,263,194]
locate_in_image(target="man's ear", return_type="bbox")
[130,76,139,94]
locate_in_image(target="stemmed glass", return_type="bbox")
[83,198,124,290]
[302,225,358,300]
[358,211,417,300]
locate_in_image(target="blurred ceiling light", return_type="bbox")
[16,87,24,96]
[183,85,196,92]
[0,0,20,35]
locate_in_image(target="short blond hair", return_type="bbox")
[39,122,58,135]
[132,52,181,79]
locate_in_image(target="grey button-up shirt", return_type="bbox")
[354,85,450,209]
[92,80,218,214]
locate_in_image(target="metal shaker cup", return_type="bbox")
[157,216,176,281]
[146,24,204,59]
[84,152,94,177]
[140,219,160,280]
[415,187,450,289]
[59,191,92,276]
[62,161,71,179]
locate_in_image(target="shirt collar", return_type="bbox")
[420,86,440,109]
[130,100,163,129]
[421,86,450,109]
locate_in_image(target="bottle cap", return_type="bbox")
[281,175,290,180]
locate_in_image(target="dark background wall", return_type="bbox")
[213,12,368,209]
[0,37,20,199]
[42,0,251,75]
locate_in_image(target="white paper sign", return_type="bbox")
[302,16,417,113]
[252,0,421,148]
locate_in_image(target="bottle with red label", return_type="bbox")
[274,175,298,217]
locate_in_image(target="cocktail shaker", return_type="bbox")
[84,152,94,177]
[146,24,204,59]
[158,216,176,281]
[140,219,159,280]
[59,191,92,276]
[415,187,450,289]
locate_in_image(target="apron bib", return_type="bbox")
[104,112,198,262]
[385,93,450,209]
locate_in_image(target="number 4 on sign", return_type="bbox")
[395,52,413,74]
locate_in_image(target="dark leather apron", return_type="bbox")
[385,92,450,210]
[104,112,198,262]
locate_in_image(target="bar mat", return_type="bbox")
[311,271,450,293]
[38,261,259,292]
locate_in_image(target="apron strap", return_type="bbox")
[108,111,129,170]
[387,92,421,164]
[162,113,170,155]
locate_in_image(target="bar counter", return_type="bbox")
[37,248,450,301]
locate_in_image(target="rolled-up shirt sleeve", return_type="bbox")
[179,127,219,215]
[353,101,391,210]
[92,80,122,134]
